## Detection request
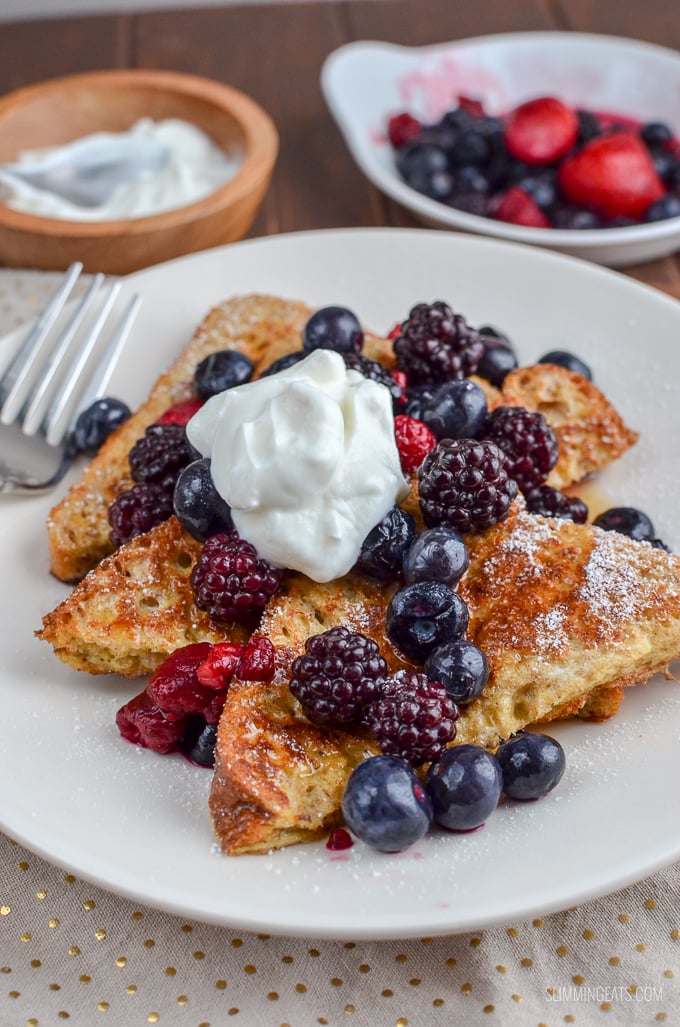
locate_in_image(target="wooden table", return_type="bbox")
[2,0,680,296]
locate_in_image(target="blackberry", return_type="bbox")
[108,481,174,547]
[355,505,417,581]
[128,423,199,492]
[393,301,484,385]
[524,484,588,524]
[480,406,558,493]
[362,670,459,767]
[418,438,518,533]
[342,352,404,409]
[190,532,282,622]
[289,626,388,727]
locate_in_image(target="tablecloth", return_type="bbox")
[1,269,678,1027]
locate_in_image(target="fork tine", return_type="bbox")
[20,273,105,437]
[0,261,82,422]
[41,281,122,446]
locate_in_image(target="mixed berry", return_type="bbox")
[387,95,680,229]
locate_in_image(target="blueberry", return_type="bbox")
[651,150,679,183]
[342,755,433,852]
[302,306,363,355]
[426,744,502,830]
[73,397,131,455]
[403,526,469,587]
[476,338,518,388]
[640,121,673,148]
[645,195,680,222]
[552,207,601,230]
[450,130,491,167]
[455,164,489,193]
[407,167,454,201]
[496,732,566,801]
[576,109,602,144]
[538,349,592,381]
[259,350,307,376]
[180,719,218,768]
[386,581,469,661]
[194,349,254,400]
[173,458,233,541]
[445,191,489,217]
[517,173,557,210]
[425,640,489,704]
[396,141,450,181]
[356,505,417,581]
[477,325,515,351]
[593,506,655,541]
[419,378,488,440]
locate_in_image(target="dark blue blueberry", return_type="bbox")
[650,537,672,552]
[426,744,502,830]
[455,164,490,193]
[73,397,131,455]
[593,506,655,541]
[552,207,601,230]
[640,121,673,148]
[476,337,519,388]
[403,384,436,421]
[396,141,450,181]
[478,325,515,351]
[386,581,469,661]
[440,107,475,132]
[645,195,680,222]
[173,458,233,541]
[180,719,218,768]
[651,150,680,183]
[407,167,454,200]
[445,191,489,217]
[403,526,469,588]
[576,109,602,144]
[259,350,307,376]
[302,306,363,355]
[418,378,488,440]
[342,755,433,852]
[517,173,557,211]
[425,640,489,705]
[356,505,417,581]
[194,349,254,400]
[496,732,566,801]
[538,349,592,381]
[449,129,491,167]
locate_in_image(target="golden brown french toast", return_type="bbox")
[210,504,680,854]
[38,516,249,677]
[500,363,638,489]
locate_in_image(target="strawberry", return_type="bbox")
[156,398,203,426]
[504,96,578,165]
[456,95,486,118]
[558,132,666,219]
[490,186,551,228]
[387,112,422,149]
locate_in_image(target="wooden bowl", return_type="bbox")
[0,69,278,274]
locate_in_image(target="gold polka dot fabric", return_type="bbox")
[1,833,679,1026]
[1,271,679,1027]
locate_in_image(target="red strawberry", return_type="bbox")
[457,95,485,118]
[504,97,578,165]
[156,398,203,426]
[490,186,551,228]
[387,112,422,149]
[558,132,665,219]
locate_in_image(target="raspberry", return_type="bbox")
[147,643,228,723]
[480,406,559,493]
[190,532,282,622]
[418,438,518,533]
[289,626,388,727]
[393,301,484,385]
[237,636,276,681]
[342,352,404,409]
[116,691,188,754]
[128,423,198,491]
[490,186,551,228]
[196,642,245,689]
[108,481,174,547]
[524,484,588,523]
[387,112,422,149]
[362,670,459,767]
[155,398,203,426]
[394,414,437,474]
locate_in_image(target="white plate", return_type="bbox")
[2,228,680,940]
[322,33,680,267]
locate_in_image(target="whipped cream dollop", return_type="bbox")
[186,349,409,582]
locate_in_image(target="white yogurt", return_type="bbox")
[1,117,241,221]
[187,349,410,582]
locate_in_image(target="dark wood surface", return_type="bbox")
[2,0,680,294]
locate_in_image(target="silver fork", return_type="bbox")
[0,262,141,493]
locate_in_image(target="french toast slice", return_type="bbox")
[210,504,680,854]
[38,516,249,677]
[500,363,639,489]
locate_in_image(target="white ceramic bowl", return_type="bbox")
[322,32,680,267]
